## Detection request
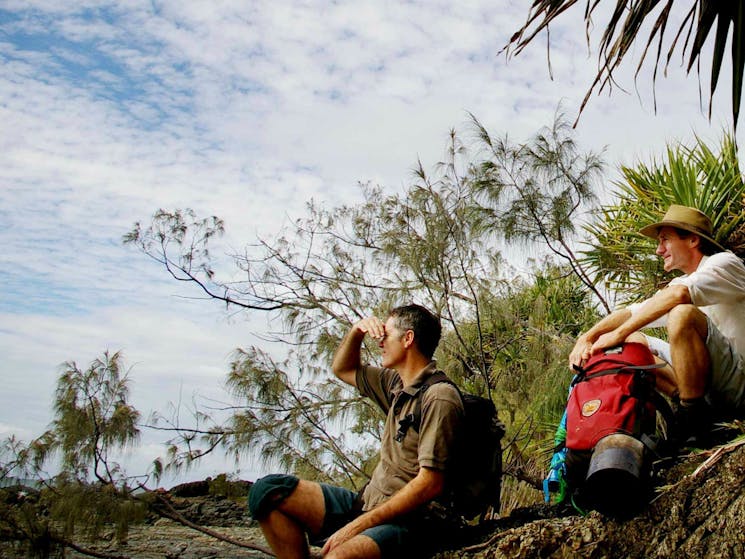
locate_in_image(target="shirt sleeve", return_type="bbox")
[417,383,464,471]
[673,252,745,307]
[355,365,398,413]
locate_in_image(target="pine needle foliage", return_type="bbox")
[0,352,148,556]
[225,347,380,490]
[126,113,606,510]
[45,476,146,543]
[469,110,609,312]
[437,262,598,427]
[43,350,141,485]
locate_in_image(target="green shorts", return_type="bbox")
[315,481,426,557]
[248,474,438,558]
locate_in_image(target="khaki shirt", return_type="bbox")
[356,361,463,511]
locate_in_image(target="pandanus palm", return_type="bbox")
[582,133,745,303]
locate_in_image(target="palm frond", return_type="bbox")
[506,1,745,128]
[582,132,745,300]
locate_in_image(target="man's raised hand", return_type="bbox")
[355,316,386,341]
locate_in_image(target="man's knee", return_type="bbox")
[249,475,326,535]
[326,534,381,559]
[248,474,300,520]
[625,332,648,345]
[667,304,707,338]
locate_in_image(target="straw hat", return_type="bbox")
[639,204,726,252]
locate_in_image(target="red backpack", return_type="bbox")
[566,342,662,451]
[563,343,673,516]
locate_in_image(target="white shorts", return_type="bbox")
[644,316,745,411]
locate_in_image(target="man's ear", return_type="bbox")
[403,330,415,349]
[689,234,702,250]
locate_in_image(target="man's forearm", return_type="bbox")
[349,467,444,532]
[584,285,692,357]
[582,308,632,343]
[614,284,691,338]
[331,324,365,380]
[321,467,444,554]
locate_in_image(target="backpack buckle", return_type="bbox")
[395,413,416,442]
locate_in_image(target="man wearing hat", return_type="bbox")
[569,204,745,446]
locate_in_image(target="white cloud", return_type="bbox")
[0,300,258,480]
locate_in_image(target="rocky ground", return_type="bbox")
[5,441,745,558]
[66,520,271,559]
[64,482,276,559]
[435,440,745,558]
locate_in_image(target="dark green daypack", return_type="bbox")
[404,372,505,520]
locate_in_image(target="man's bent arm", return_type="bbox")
[570,284,693,366]
[321,466,444,554]
[569,308,631,367]
[332,317,386,387]
[590,284,691,354]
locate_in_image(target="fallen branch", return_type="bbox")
[651,438,745,503]
[147,489,275,557]
[690,438,745,479]
[52,534,130,559]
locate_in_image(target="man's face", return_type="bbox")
[655,226,698,273]
[379,316,408,369]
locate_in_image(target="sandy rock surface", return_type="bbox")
[66,518,273,559]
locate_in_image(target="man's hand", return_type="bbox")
[569,335,593,370]
[321,516,365,555]
[590,330,626,356]
[569,330,626,371]
[332,315,387,387]
[568,309,635,371]
[354,316,386,341]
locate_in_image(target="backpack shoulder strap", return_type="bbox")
[409,371,460,435]
[573,361,666,385]
[421,370,455,391]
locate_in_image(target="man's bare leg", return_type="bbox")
[650,361,679,397]
[664,304,716,445]
[259,480,325,559]
[667,305,710,400]
[624,332,678,396]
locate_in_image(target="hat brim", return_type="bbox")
[639,220,726,252]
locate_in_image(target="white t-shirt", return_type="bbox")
[628,252,745,358]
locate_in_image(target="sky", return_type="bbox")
[0,1,740,487]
